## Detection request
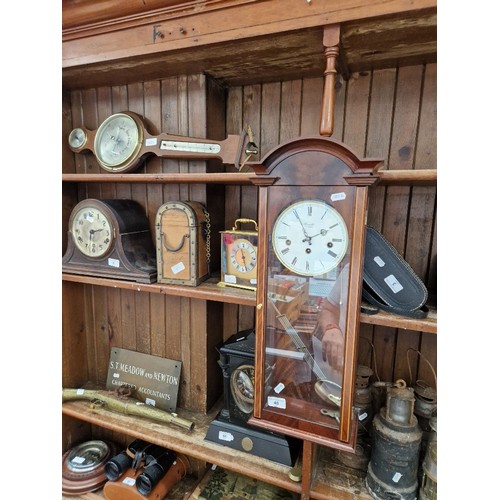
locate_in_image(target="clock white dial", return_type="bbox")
[271,199,348,276]
[93,113,142,171]
[71,205,114,258]
[229,239,257,274]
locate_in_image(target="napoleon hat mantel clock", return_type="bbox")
[247,137,382,451]
[68,111,257,173]
[62,199,157,283]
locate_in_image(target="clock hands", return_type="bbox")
[239,248,248,271]
[304,228,328,241]
[293,210,311,239]
[87,228,104,253]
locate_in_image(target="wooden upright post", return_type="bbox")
[320,24,341,136]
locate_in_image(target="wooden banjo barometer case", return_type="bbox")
[248,137,382,451]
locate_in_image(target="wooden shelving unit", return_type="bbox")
[62,1,437,499]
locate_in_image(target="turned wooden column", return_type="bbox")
[320,24,340,136]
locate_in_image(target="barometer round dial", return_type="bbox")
[93,112,143,172]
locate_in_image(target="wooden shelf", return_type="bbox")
[360,304,437,334]
[62,273,436,332]
[62,398,372,498]
[62,273,256,307]
[62,172,256,184]
[62,169,436,186]
[62,399,301,495]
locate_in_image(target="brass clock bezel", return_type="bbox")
[271,199,349,277]
[230,363,255,415]
[228,238,258,278]
[68,127,88,152]
[93,112,144,173]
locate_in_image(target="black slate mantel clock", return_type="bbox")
[247,136,382,450]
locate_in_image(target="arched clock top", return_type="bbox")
[249,136,383,187]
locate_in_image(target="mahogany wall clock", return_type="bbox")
[247,137,382,450]
[62,198,157,283]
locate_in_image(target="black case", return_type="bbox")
[362,226,428,318]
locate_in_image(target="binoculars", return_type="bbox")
[104,439,189,499]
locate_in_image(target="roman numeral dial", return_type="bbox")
[271,199,348,276]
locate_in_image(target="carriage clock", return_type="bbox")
[68,111,257,172]
[247,137,382,450]
[219,218,259,291]
[62,199,157,283]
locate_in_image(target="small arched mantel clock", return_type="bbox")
[247,137,382,451]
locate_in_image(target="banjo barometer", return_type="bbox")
[68,111,257,173]
[248,137,382,450]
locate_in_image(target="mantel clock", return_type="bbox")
[62,199,157,283]
[247,137,382,450]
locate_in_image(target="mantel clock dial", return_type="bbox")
[68,111,258,173]
[247,136,382,451]
[70,203,114,258]
[63,199,157,283]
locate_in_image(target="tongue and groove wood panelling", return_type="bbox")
[63,74,227,415]
[62,63,436,427]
